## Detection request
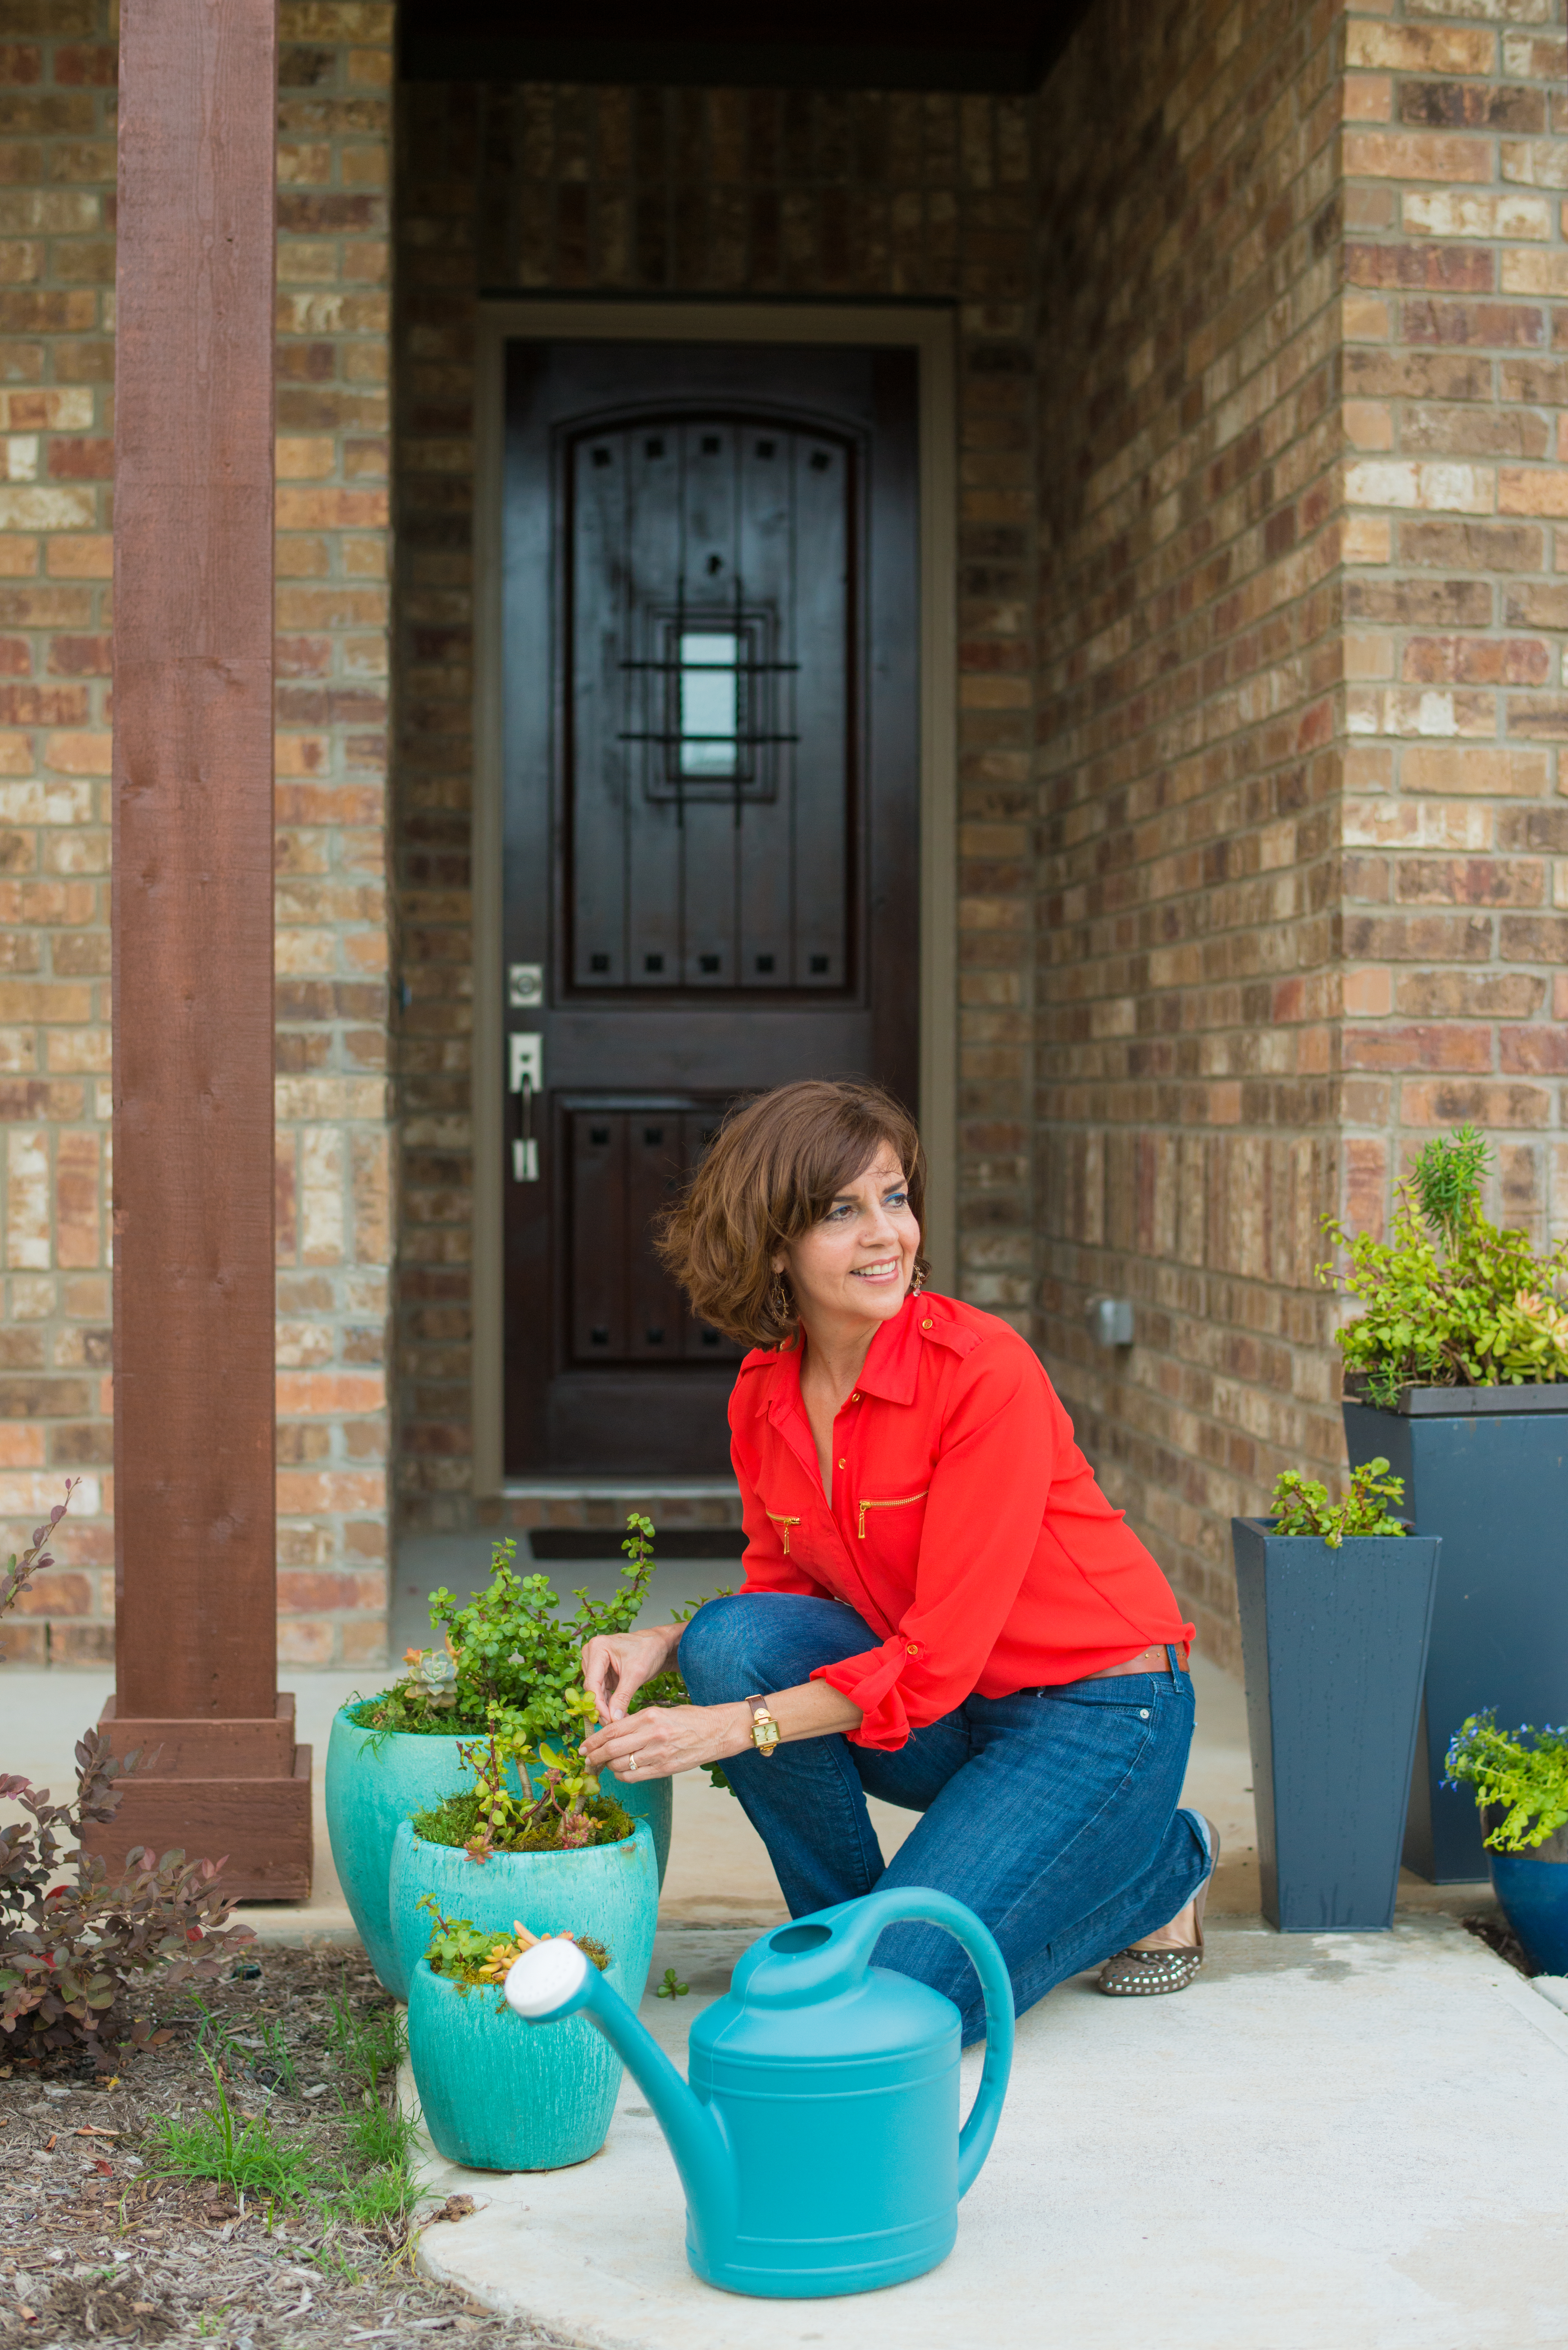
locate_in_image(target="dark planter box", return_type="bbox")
[1344,1398,1568,1884]
[1232,1518,1441,1932]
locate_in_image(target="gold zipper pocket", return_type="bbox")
[766,1511,802,1556]
[858,1489,929,1541]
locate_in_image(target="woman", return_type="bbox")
[582,1080,1216,2042]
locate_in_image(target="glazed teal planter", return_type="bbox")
[409,1958,622,2172]
[597,1760,673,1889]
[398,1818,659,2171]
[388,1815,658,2013]
[324,1704,672,1999]
[325,1711,475,1996]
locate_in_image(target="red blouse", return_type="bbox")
[729,1290,1194,1751]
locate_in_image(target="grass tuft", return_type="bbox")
[149,2048,324,2202]
[151,1976,418,2235]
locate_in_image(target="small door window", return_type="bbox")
[677,631,742,777]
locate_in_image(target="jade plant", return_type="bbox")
[1321,1126,1568,1407]
[418,1898,609,2003]
[1444,1713,1568,1853]
[1268,1458,1408,1549]
[351,1512,664,1751]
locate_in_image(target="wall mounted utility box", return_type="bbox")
[1086,1296,1134,1347]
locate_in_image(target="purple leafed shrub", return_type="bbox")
[1,1482,254,2069]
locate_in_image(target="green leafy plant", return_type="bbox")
[1321,1126,1568,1404]
[350,1512,667,1751]
[654,1967,689,1999]
[1,1481,255,2068]
[1444,1712,1568,1852]
[1268,1457,1408,1548]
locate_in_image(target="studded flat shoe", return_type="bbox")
[1097,1816,1219,1998]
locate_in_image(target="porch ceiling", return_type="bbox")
[397,1,1096,91]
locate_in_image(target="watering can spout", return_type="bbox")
[504,1940,737,2258]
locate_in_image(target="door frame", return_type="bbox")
[471,298,958,1499]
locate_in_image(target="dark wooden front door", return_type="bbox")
[502,338,919,1475]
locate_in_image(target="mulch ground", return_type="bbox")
[1461,1910,1533,1976]
[0,1946,575,2350]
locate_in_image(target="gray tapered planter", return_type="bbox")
[1232,1519,1441,1932]
[1344,1393,1568,1883]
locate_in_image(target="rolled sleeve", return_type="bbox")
[813,1635,919,1749]
[813,1342,1060,1750]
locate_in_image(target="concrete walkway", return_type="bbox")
[412,1915,1568,2350]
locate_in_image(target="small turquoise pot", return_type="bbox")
[324,1705,673,1998]
[1486,1821,1568,1976]
[408,1958,621,2172]
[388,1815,658,2011]
[398,1818,659,2171]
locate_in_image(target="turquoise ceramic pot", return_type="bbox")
[325,1710,475,1996]
[597,1759,673,1887]
[324,1706,673,1999]
[388,1815,658,2012]
[397,1818,659,2172]
[409,1958,620,2172]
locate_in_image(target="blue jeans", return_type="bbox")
[679,1593,1210,2046]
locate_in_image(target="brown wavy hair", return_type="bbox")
[657,1080,929,1348]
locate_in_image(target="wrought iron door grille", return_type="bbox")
[621,604,797,804]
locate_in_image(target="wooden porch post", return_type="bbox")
[87,0,311,1899]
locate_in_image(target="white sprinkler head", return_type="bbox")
[504,1936,591,2020]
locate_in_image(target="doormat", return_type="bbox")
[529,1528,748,1562]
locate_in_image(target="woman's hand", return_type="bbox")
[581,1623,682,1725]
[583,1700,751,1784]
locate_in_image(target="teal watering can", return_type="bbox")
[503,1885,1014,2298]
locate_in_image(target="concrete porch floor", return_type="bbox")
[9,1647,1567,2345]
[413,1914,1568,2350]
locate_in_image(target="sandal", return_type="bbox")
[1097,1815,1219,1998]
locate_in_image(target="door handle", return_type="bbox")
[509,1034,543,1182]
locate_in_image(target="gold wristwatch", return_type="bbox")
[744,1693,780,1757]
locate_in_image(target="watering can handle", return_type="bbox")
[826,1885,1015,2199]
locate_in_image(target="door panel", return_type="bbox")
[503,339,918,1475]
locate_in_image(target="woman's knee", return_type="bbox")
[677,1595,762,1703]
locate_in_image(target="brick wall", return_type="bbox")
[1033,0,1346,1662]
[1,0,396,1668]
[393,80,1043,1525]
[0,0,124,1662]
[272,1,396,1667]
[1031,0,1566,1667]
[1337,0,1567,1252]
